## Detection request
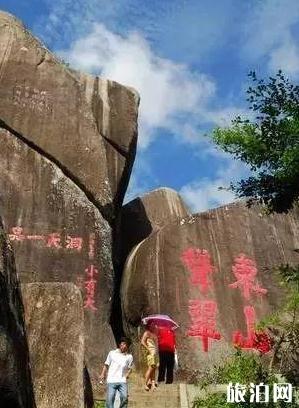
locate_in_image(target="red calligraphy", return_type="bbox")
[9,227,26,241]
[46,233,62,248]
[181,248,215,294]
[66,236,83,251]
[26,235,45,241]
[229,254,267,300]
[84,296,97,311]
[187,300,221,352]
[83,265,98,311]
[232,306,256,349]
[233,306,272,353]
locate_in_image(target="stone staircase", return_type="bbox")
[94,374,184,407]
[128,383,181,407]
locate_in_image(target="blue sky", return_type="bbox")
[2,0,299,212]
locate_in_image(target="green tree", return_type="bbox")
[212,70,299,213]
[258,264,299,384]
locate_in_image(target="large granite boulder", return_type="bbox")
[0,10,139,215]
[0,10,139,388]
[121,202,299,379]
[0,218,35,408]
[120,187,190,267]
[0,127,115,385]
[110,188,190,339]
[22,283,85,408]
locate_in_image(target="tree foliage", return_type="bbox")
[258,264,299,384]
[213,71,299,213]
[192,350,297,408]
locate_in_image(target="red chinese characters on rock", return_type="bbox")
[182,248,221,352]
[182,249,272,353]
[26,234,45,241]
[233,306,272,353]
[65,235,83,251]
[8,226,86,252]
[187,299,221,352]
[229,255,272,353]
[9,227,26,241]
[46,233,62,248]
[229,254,267,301]
[181,248,215,294]
[8,226,100,314]
[83,264,98,311]
[233,305,256,349]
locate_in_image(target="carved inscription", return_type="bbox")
[12,85,52,113]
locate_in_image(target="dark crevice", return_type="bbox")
[0,385,21,408]
[0,118,114,224]
[101,134,128,158]
[109,130,138,341]
[83,365,93,408]
[112,130,138,212]
[0,218,36,407]
[36,51,46,67]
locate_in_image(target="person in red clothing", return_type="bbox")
[157,327,176,384]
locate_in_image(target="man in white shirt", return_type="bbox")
[100,337,133,407]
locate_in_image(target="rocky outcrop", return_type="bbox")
[110,188,190,339]
[22,283,85,408]
[120,187,190,267]
[0,218,35,408]
[121,202,299,378]
[0,10,139,388]
[0,127,115,384]
[0,11,139,216]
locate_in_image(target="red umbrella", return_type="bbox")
[142,314,179,330]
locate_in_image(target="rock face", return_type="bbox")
[0,11,138,388]
[0,127,115,385]
[110,188,190,339]
[120,188,190,266]
[0,218,35,408]
[121,202,299,378]
[0,11,139,215]
[22,283,85,408]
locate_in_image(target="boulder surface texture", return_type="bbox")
[121,202,299,378]
[22,283,85,408]
[0,10,139,388]
[120,187,190,265]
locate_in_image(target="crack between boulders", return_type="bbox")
[101,133,129,159]
[0,118,114,224]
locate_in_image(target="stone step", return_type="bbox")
[129,398,180,407]
[94,379,181,407]
[129,401,180,408]
[129,386,179,395]
[128,384,180,408]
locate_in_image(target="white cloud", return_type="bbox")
[204,106,252,128]
[269,38,299,76]
[243,0,299,77]
[59,23,218,148]
[179,161,248,212]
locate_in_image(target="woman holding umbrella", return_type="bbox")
[142,315,178,385]
[140,322,159,391]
